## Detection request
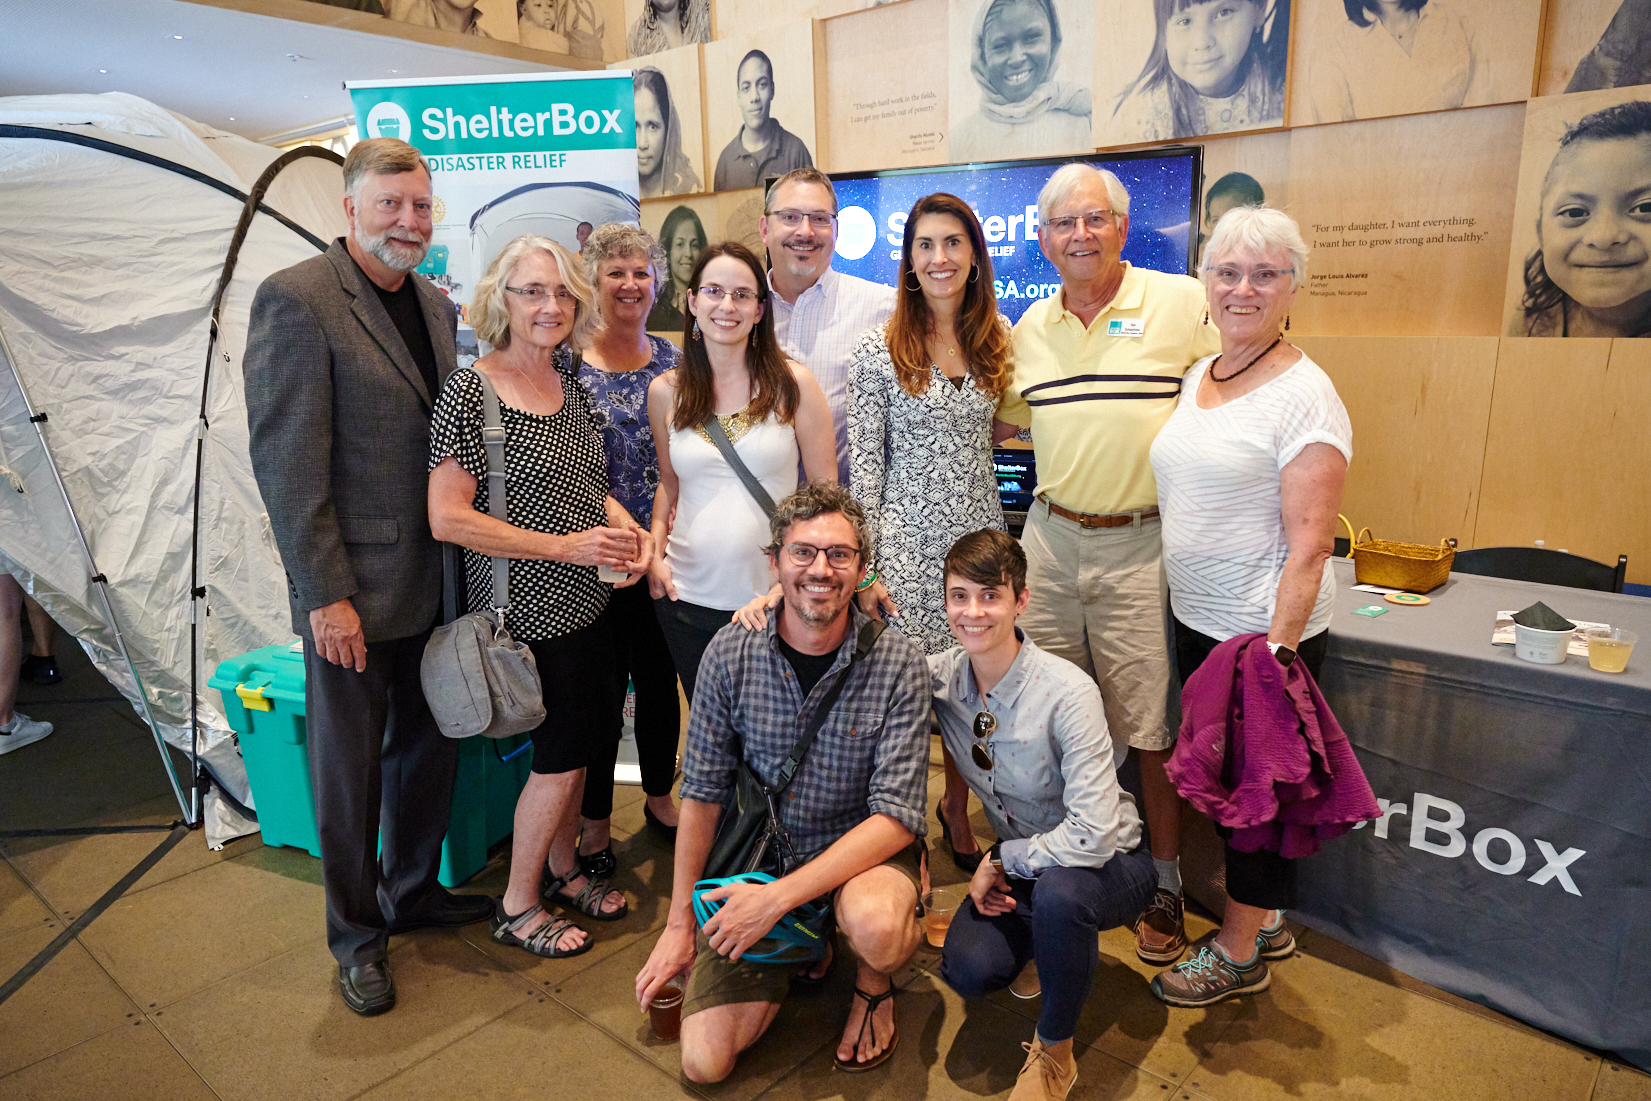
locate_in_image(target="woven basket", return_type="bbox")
[1352,527,1455,593]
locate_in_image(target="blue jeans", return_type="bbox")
[939,849,1156,1042]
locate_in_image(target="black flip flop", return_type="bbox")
[833,985,898,1072]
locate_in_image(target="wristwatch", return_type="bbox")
[1267,641,1297,668]
[987,843,1004,874]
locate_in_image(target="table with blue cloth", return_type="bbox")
[1295,557,1651,1070]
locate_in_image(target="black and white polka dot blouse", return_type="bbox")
[429,347,610,641]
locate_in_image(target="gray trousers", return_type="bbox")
[303,630,457,967]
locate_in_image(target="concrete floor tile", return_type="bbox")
[0,707,175,831]
[1189,939,1597,1101]
[0,1017,217,1101]
[1597,1063,1651,1101]
[0,857,55,938]
[76,846,325,1008]
[548,932,927,1101]
[459,835,678,983]
[3,796,263,920]
[969,923,1240,1085]
[356,996,691,1100]
[153,933,530,1101]
[759,970,1201,1101]
[0,921,143,1078]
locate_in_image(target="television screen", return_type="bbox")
[822,150,1202,323]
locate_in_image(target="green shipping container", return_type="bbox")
[208,641,532,886]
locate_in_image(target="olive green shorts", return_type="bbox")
[681,841,925,1018]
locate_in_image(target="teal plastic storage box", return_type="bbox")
[208,641,532,886]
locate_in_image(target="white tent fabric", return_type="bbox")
[0,92,348,810]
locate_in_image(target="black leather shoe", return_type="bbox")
[643,803,678,842]
[339,960,396,1016]
[387,891,496,935]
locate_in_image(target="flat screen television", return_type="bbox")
[820,149,1202,324]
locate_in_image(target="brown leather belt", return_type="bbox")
[1039,496,1159,529]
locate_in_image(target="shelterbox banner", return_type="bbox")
[347,72,640,353]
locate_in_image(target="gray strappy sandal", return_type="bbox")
[542,867,629,922]
[492,900,591,958]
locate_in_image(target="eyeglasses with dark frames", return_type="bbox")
[777,542,860,569]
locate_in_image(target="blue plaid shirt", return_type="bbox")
[679,603,931,863]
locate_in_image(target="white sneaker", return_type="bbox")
[0,712,53,754]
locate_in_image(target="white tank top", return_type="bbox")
[666,412,800,610]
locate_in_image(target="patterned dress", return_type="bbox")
[577,336,680,527]
[847,325,1006,655]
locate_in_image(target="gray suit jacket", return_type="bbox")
[245,238,458,643]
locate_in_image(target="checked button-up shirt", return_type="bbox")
[679,603,931,864]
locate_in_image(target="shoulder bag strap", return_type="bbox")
[466,366,512,612]
[774,619,887,791]
[702,413,777,520]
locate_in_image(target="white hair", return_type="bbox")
[1200,205,1309,288]
[1037,163,1131,226]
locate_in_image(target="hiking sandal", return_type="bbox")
[542,867,629,922]
[491,901,591,959]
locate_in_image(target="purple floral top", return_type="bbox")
[577,336,681,526]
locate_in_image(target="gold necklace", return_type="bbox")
[508,359,557,410]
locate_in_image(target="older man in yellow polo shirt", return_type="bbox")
[994,163,1219,968]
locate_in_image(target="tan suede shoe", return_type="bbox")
[1008,1036,1077,1101]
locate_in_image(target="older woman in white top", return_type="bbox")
[647,240,835,704]
[1147,204,1351,1008]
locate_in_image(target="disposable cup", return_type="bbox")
[1586,627,1637,673]
[922,887,962,948]
[1514,622,1571,664]
[649,979,684,1040]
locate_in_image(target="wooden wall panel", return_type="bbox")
[1536,0,1624,96]
[823,0,948,172]
[1475,337,1651,582]
[1288,104,1524,337]
[1288,0,1541,126]
[703,22,818,191]
[609,42,708,198]
[1293,336,1499,548]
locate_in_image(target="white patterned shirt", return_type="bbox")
[1150,352,1353,642]
[770,267,896,483]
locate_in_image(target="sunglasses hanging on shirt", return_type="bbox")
[971,710,996,771]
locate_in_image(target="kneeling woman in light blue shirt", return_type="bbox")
[930,530,1156,1098]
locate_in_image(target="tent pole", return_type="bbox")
[0,320,194,825]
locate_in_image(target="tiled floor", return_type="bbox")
[2,641,1646,1101]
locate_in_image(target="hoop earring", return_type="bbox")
[904,272,922,292]
[967,265,980,284]
[691,319,702,341]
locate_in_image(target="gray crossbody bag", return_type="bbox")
[421,367,547,739]
[702,414,776,519]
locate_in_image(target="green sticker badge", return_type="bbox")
[1351,605,1388,618]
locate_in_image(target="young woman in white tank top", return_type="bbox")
[645,242,836,701]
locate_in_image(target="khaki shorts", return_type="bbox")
[682,840,925,1018]
[1019,501,1177,752]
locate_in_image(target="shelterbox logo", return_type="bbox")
[1354,791,1586,896]
[351,81,633,156]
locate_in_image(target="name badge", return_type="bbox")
[1106,319,1145,337]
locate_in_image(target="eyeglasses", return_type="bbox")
[777,542,860,568]
[694,284,761,304]
[504,284,577,306]
[1206,265,1293,289]
[767,209,837,229]
[1045,210,1116,236]
[971,711,996,771]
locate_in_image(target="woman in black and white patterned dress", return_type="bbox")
[429,235,652,960]
[847,193,1020,868]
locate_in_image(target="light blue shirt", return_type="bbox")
[770,266,896,483]
[930,632,1142,878]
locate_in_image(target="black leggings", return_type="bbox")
[581,581,682,818]
[1171,617,1328,912]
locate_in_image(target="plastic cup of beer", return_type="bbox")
[922,887,962,948]
[649,978,685,1041]
[1586,627,1637,673]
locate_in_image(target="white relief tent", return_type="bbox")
[0,91,347,836]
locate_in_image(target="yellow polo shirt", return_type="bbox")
[999,264,1219,515]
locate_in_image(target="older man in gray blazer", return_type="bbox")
[245,138,492,1017]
